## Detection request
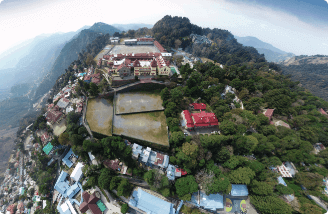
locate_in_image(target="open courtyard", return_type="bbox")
[110,45,159,55]
[86,98,113,136]
[113,111,169,146]
[115,92,164,114]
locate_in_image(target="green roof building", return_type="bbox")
[43,142,53,155]
[96,200,106,212]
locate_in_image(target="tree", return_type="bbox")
[98,168,113,190]
[117,179,131,197]
[295,172,323,190]
[58,133,69,145]
[110,177,122,190]
[121,204,129,214]
[228,167,255,185]
[245,97,263,114]
[251,196,293,214]
[169,131,185,147]
[89,82,99,96]
[175,39,182,50]
[83,140,102,154]
[175,175,198,198]
[251,180,273,196]
[170,87,183,104]
[220,120,236,135]
[144,170,155,186]
[275,184,294,195]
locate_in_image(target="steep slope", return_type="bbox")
[234,36,295,62]
[112,23,153,31]
[279,55,328,100]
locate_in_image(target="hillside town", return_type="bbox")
[1,30,328,214]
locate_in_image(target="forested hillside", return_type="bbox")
[279,55,328,101]
[151,15,266,66]
[33,23,120,101]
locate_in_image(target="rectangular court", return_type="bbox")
[110,45,159,54]
[115,92,164,114]
[113,111,169,146]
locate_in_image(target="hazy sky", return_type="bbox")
[0,0,327,56]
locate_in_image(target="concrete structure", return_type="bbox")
[230,185,249,197]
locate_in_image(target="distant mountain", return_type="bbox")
[279,55,328,100]
[112,23,153,31]
[33,22,120,100]
[88,22,121,34]
[234,36,295,62]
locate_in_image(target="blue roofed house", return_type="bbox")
[62,149,78,168]
[230,184,249,198]
[189,191,224,212]
[129,188,176,214]
[167,165,175,181]
[132,143,142,159]
[55,171,70,197]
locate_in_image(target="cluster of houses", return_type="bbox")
[190,34,213,45]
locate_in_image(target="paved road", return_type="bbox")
[95,186,121,214]
[82,96,94,138]
[118,175,150,188]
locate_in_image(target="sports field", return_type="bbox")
[115,92,164,114]
[110,45,159,54]
[86,98,113,136]
[113,111,169,146]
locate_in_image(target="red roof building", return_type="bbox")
[181,110,219,129]
[192,111,219,127]
[41,132,50,142]
[137,38,154,42]
[154,40,167,52]
[46,107,63,124]
[103,159,120,171]
[16,202,24,214]
[7,204,16,214]
[264,109,274,121]
[79,192,102,214]
[320,108,327,115]
[182,110,194,128]
[175,168,187,177]
[189,103,206,110]
[154,153,164,166]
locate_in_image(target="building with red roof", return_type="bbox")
[264,109,274,121]
[154,40,167,52]
[6,204,16,214]
[320,108,327,115]
[103,159,121,171]
[16,202,24,214]
[79,192,102,214]
[175,168,187,177]
[189,103,206,111]
[41,132,50,143]
[46,107,63,125]
[181,110,219,129]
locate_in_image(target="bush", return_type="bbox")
[121,204,129,214]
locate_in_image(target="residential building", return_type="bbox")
[79,192,106,214]
[70,162,84,182]
[175,168,187,177]
[271,162,298,178]
[189,103,206,111]
[62,149,78,168]
[6,204,16,214]
[320,108,327,115]
[129,188,176,214]
[181,110,219,129]
[57,98,70,109]
[190,191,224,211]
[46,106,63,125]
[167,165,175,181]
[54,171,81,199]
[263,109,274,121]
[42,142,53,155]
[230,185,249,198]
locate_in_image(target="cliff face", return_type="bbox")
[279,55,328,100]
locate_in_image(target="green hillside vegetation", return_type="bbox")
[161,61,328,214]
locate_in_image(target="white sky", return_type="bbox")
[0,0,327,56]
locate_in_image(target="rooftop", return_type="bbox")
[230,184,249,197]
[129,189,175,214]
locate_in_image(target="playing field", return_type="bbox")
[86,98,113,136]
[115,92,164,114]
[110,45,159,55]
[113,111,169,146]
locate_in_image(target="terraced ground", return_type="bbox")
[113,111,169,146]
[86,98,113,136]
[115,92,163,114]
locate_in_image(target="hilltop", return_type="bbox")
[279,55,328,101]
